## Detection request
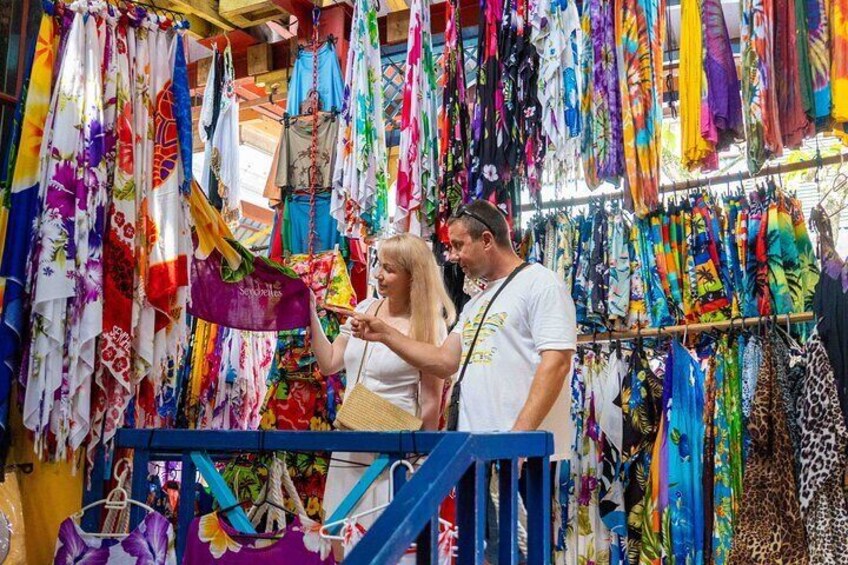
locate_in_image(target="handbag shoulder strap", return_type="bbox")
[352,299,386,387]
[455,262,529,387]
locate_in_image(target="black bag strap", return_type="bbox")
[456,262,528,385]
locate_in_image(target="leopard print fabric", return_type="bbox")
[728,339,809,565]
[798,331,848,562]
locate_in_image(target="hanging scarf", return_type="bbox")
[805,0,832,123]
[702,0,743,150]
[531,0,582,184]
[799,331,848,562]
[90,7,136,468]
[616,0,663,214]
[710,335,744,565]
[680,0,715,170]
[581,0,624,188]
[394,0,438,237]
[470,0,511,206]
[436,0,469,245]
[0,6,57,434]
[832,0,848,126]
[331,0,389,238]
[621,347,662,565]
[23,4,106,458]
[150,24,191,423]
[740,0,783,172]
[774,0,814,147]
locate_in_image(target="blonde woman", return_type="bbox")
[310,234,456,534]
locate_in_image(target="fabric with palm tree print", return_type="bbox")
[620,347,663,564]
[522,185,818,336]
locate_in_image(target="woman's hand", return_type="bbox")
[351,313,395,343]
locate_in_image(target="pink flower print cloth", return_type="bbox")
[182,512,334,564]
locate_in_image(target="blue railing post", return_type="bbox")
[498,458,519,565]
[416,517,439,564]
[129,443,150,529]
[457,460,487,564]
[524,455,552,564]
[112,429,552,564]
[177,453,197,562]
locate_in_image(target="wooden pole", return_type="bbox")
[577,311,816,343]
[522,152,847,213]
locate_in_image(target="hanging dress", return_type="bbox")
[798,330,848,563]
[665,340,705,565]
[727,339,809,564]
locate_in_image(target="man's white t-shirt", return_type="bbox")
[451,263,577,459]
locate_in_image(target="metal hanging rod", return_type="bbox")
[577,311,816,344]
[522,152,847,212]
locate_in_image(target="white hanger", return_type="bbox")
[319,460,457,546]
[73,459,156,539]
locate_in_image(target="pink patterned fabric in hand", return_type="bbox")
[189,241,310,332]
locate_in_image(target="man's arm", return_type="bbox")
[512,349,574,432]
[352,314,462,378]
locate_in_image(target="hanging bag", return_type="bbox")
[445,262,529,431]
[334,301,424,431]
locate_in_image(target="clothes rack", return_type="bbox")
[578,311,815,343]
[521,152,847,212]
[281,110,339,126]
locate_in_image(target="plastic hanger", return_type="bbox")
[73,484,156,539]
[319,460,457,542]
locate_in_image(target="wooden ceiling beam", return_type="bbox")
[166,0,237,31]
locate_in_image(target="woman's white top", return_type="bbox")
[339,297,420,415]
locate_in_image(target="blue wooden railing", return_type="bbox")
[108,429,553,564]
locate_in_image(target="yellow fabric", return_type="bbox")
[833,0,848,122]
[680,0,714,168]
[188,180,242,270]
[8,395,82,565]
[0,473,28,564]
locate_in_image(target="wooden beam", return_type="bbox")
[167,0,236,31]
[240,123,279,154]
[191,105,266,122]
[157,2,221,38]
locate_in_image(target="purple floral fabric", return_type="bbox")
[53,511,176,564]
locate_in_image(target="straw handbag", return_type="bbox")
[334,301,423,431]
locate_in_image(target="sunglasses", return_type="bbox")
[453,205,500,235]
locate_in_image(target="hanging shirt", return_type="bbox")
[286,42,345,115]
[274,116,339,192]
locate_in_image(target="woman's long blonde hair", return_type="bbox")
[378,234,456,346]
